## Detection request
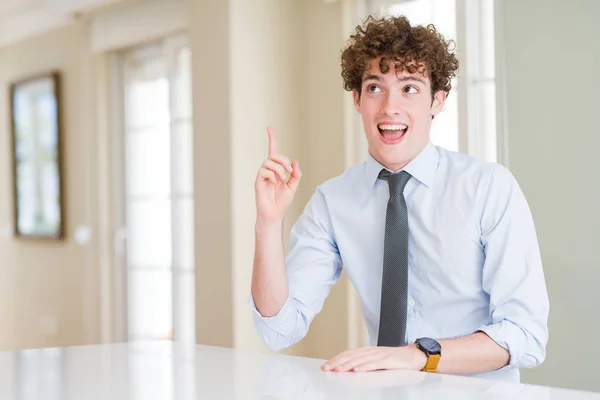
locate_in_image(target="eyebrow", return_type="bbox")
[363,74,426,85]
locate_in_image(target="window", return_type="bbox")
[358,0,499,162]
[347,0,501,349]
[384,0,460,153]
[456,0,498,162]
[114,35,195,344]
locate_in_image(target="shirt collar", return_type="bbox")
[365,141,439,190]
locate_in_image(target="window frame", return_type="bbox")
[343,0,506,349]
[110,33,195,344]
[346,0,504,164]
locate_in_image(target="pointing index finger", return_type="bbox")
[267,126,277,156]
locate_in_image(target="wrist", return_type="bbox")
[408,343,428,371]
[255,217,284,232]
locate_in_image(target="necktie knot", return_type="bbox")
[378,169,411,197]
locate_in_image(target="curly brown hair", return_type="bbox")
[341,15,459,98]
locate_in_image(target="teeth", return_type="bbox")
[378,124,407,131]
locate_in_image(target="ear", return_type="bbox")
[352,89,362,113]
[431,90,447,117]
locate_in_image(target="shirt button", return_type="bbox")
[409,299,415,307]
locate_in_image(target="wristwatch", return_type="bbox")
[415,337,441,372]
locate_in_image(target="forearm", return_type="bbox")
[433,332,509,374]
[251,218,289,317]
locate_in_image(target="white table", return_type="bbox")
[0,341,598,399]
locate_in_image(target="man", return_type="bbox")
[249,15,549,382]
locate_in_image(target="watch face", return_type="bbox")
[419,337,441,354]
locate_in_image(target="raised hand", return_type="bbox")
[255,126,302,223]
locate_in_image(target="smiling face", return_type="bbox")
[353,57,446,172]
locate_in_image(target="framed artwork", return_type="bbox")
[9,71,64,239]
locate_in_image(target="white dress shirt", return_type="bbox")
[249,141,549,382]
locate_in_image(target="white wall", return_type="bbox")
[229,0,305,352]
[0,21,99,350]
[0,0,351,357]
[190,0,351,358]
[294,0,351,359]
[190,0,235,349]
[499,0,600,391]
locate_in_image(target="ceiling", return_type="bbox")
[0,0,38,17]
[0,0,127,47]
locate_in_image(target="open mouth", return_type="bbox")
[378,123,408,145]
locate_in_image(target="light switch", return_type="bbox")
[74,225,92,245]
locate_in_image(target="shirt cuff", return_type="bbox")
[248,293,298,338]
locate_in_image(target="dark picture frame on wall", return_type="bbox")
[9,71,65,239]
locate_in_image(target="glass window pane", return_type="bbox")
[384,0,459,152]
[432,0,456,39]
[431,84,459,152]
[387,1,433,25]
[480,0,496,80]
[125,128,171,197]
[125,77,170,130]
[121,39,194,344]
[175,47,192,119]
[172,121,193,195]
[127,199,172,268]
[481,81,497,162]
[172,197,194,270]
[128,269,173,339]
[386,0,455,39]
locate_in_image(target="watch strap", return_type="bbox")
[422,353,441,372]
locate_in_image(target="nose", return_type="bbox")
[381,92,403,116]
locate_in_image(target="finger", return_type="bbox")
[324,347,371,368]
[322,349,355,371]
[267,126,277,157]
[258,168,277,185]
[287,161,302,190]
[269,154,293,173]
[263,159,288,182]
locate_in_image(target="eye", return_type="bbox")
[367,84,382,93]
[403,85,418,94]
